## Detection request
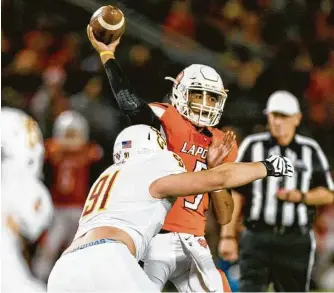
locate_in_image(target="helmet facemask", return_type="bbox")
[57,128,87,150]
[166,64,228,127]
[188,87,227,127]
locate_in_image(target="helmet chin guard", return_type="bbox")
[167,64,228,127]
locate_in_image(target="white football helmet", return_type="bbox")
[1,107,44,178]
[53,110,89,148]
[113,125,167,164]
[166,64,228,127]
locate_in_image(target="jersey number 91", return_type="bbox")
[81,171,119,217]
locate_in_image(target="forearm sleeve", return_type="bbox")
[104,59,161,129]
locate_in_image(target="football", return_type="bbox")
[89,5,125,44]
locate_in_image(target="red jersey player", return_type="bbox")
[33,111,103,282]
[87,26,235,292]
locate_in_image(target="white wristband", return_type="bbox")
[213,189,223,193]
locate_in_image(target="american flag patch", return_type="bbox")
[122,140,132,149]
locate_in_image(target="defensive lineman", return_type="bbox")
[48,125,294,292]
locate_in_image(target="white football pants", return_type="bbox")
[48,241,159,292]
[143,232,225,292]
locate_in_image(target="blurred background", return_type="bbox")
[2,0,334,291]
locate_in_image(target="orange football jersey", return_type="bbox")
[45,139,103,207]
[150,103,238,236]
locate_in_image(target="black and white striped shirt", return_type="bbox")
[236,132,334,228]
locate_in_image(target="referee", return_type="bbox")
[220,91,334,292]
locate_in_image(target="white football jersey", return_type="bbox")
[2,171,54,242]
[75,150,186,260]
[1,171,53,291]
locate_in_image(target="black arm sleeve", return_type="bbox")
[104,58,161,130]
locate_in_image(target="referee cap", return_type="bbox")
[264,91,301,116]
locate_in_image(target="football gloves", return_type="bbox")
[262,155,294,177]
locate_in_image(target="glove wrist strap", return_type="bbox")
[262,160,274,176]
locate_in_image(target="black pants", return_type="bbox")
[239,228,316,292]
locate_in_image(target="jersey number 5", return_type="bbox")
[184,161,207,210]
[81,171,119,217]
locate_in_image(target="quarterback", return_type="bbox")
[87,25,237,291]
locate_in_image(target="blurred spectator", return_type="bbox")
[1,30,13,69]
[162,0,196,50]
[70,76,105,135]
[164,0,195,38]
[253,40,306,105]
[70,76,130,164]
[123,44,168,100]
[1,87,26,110]
[261,11,287,47]
[223,0,244,22]
[2,49,43,106]
[306,42,333,126]
[221,48,264,128]
[48,33,81,69]
[127,44,153,95]
[71,76,115,136]
[30,66,69,136]
[306,41,334,164]
[23,30,54,72]
[195,15,227,52]
[227,11,263,56]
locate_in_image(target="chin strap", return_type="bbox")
[165,76,177,84]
